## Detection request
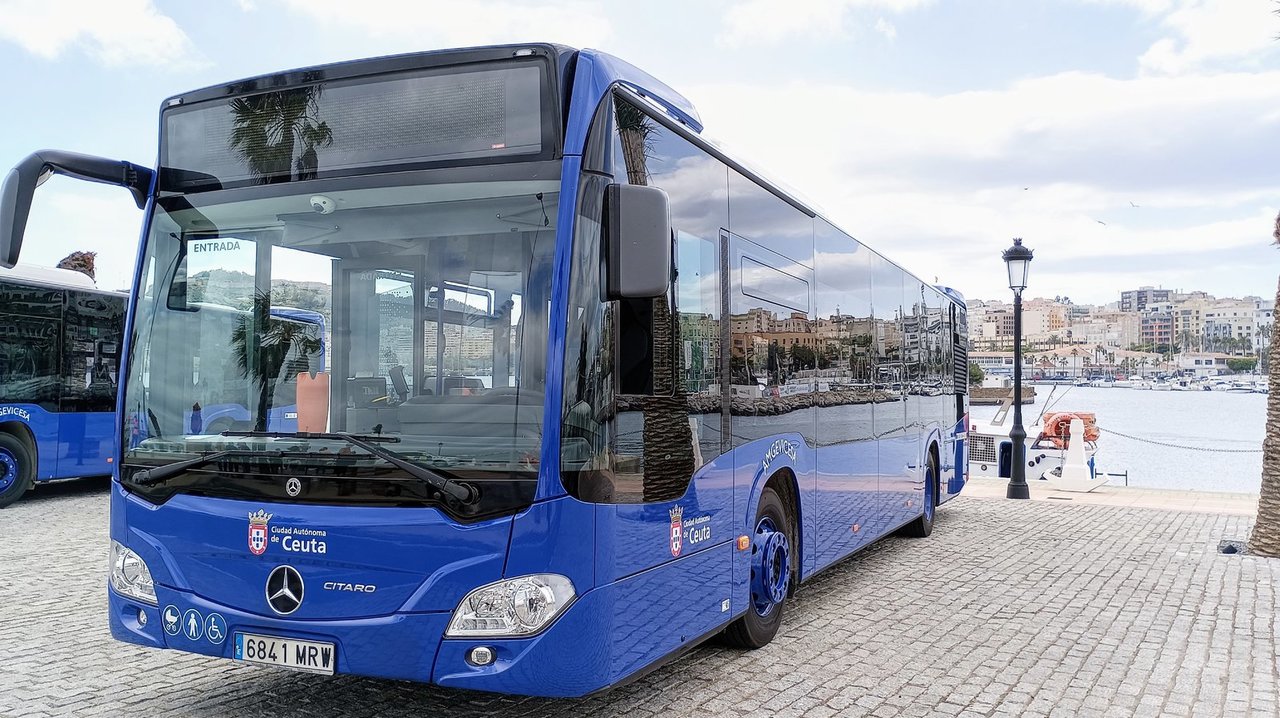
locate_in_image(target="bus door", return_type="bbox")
[331,262,423,435]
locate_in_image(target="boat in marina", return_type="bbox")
[968,388,1103,488]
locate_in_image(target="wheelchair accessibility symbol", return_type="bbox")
[204,613,227,645]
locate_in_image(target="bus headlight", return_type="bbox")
[446,574,575,638]
[109,540,157,606]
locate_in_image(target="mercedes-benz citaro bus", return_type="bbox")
[0,44,969,697]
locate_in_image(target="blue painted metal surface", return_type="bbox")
[0,403,114,481]
[750,515,789,617]
[0,446,16,490]
[104,44,969,698]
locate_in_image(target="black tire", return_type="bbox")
[0,433,36,509]
[723,486,794,649]
[900,452,939,538]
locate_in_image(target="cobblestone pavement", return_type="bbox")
[2,479,1277,718]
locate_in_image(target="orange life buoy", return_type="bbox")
[1036,411,1100,448]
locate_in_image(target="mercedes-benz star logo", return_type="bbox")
[285,477,302,497]
[266,565,304,615]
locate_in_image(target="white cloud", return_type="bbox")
[716,0,931,47]
[683,68,1280,303]
[1095,0,1279,75]
[1138,0,1278,75]
[275,0,612,51]
[0,0,206,69]
[874,17,897,41]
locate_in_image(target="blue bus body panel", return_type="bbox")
[942,416,968,501]
[596,454,736,582]
[562,50,702,159]
[813,437,880,567]
[731,435,817,579]
[110,484,513,617]
[0,403,113,481]
[433,541,733,696]
[503,495,596,591]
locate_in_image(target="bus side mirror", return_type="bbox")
[604,183,671,299]
[0,150,154,268]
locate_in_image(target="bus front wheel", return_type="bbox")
[723,486,793,649]
[0,433,35,509]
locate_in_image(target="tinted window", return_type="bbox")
[0,280,63,411]
[728,232,816,448]
[813,219,874,443]
[561,96,730,503]
[60,290,125,413]
[871,255,904,435]
[728,170,814,267]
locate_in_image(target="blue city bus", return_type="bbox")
[0,44,969,696]
[0,264,125,507]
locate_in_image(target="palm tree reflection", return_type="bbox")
[229,79,333,183]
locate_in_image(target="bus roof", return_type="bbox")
[0,263,102,290]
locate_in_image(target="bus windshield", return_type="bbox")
[122,170,558,516]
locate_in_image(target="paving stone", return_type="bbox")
[2,482,1278,717]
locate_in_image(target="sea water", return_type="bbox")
[971,385,1266,494]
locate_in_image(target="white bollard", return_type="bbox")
[1053,418,1108,492]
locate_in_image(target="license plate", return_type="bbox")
[234,633,335,675]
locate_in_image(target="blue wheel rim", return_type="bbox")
[0,448,17,493]
[924,466,935,523]
[750,515,790,617]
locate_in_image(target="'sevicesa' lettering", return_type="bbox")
[0,406,32,422]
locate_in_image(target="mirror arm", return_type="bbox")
[1,150,154,269]
[21,150,154,209]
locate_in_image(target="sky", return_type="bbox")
[0,0,1276,304]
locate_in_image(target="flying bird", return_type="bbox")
[1130,201,1140,208]
[1095,219,1107,226]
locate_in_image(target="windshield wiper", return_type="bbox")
[128,450,240,486]
[220,430,400,443]
[221,430,478,504]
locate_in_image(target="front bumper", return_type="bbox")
[109,581,616,697]
[109,537,735,697]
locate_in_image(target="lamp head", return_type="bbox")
[1002,237,1033,293]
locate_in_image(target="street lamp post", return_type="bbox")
[1003,238,1034,500]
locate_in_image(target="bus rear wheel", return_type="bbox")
[723,486,792,649]
[899,452,938,538]
[0,434,35,509]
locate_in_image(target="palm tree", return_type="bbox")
[1249,210,1280,556]
[56,251,97,280]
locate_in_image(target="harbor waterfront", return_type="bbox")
[971,385,1265,494]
